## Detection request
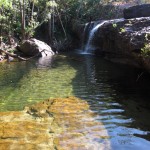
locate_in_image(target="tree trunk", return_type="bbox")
[0,48,47,61]
[19,0,26,41]
[0,49,27,61]
[31,2,35,21]
[48,16,52,45]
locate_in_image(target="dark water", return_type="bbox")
[0,53,150,149]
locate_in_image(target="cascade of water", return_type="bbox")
[81,23,88,50]
[84,21,107,53]
[79,22,95,54]
[79,18,124,55]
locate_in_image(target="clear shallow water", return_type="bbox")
[0,53,150,149]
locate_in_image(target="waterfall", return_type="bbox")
[84,21,106,53]
[81,23,88,50]
[79,18,124,55]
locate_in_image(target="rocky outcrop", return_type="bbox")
[74,16,150,72]
[123,4,150,19]
[19,38,55,57]
[93,17,150,69]
[0,97,110,150]
[93,17,149,52]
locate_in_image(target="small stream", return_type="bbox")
[0,53,150,149]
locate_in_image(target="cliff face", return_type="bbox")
[73,5,150,72]
[94,17,150,53]
[93,17,150,68]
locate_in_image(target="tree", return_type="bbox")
[0,0,55,43]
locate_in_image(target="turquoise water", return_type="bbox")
[0,53,150,149]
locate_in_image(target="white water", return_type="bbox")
[81,23,88,50]
[84,21,107,53]
[83,18,125,54]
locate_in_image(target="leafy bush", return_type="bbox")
[141,44,150,57]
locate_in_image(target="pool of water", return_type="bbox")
[0,53,150,149]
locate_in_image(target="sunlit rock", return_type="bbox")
[19,38,55,57]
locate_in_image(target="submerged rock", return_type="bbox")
[123,4,150,19]
[0,97,110,150]
[0,107,57,149]
[19,38,55,57]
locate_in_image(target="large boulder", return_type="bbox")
[19,38,55,57]
[123,4,150,19]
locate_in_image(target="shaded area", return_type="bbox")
[66,52,150,149]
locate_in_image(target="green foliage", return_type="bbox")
[0,0,12,7]
[57,0,120,24]
[0,0,149,43]
[145,33,150,41]
[112,23,117,28]
[120,28,126,33]
[0,0,55,41]
[25,20,39,37]
[46,1,57,7]
[141,44,150,57]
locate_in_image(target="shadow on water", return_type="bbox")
[64,52,150,149]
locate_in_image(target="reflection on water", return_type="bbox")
[0,53,150,149]
[67,53,150,149]
[50,97,111,150]
[36,55,54,68]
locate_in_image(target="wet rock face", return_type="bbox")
[19,38,55,57]
[123,4,150,19]
[91,17,150,69]
[94,17,150,53]
[0,97,110,150]
[73,17,150,71]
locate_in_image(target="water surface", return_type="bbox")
[0,53,150,149]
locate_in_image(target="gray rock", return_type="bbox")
[73,17,150,72]
[19,38,55,57]
[123,4,150,19]
[0,55,5,62]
